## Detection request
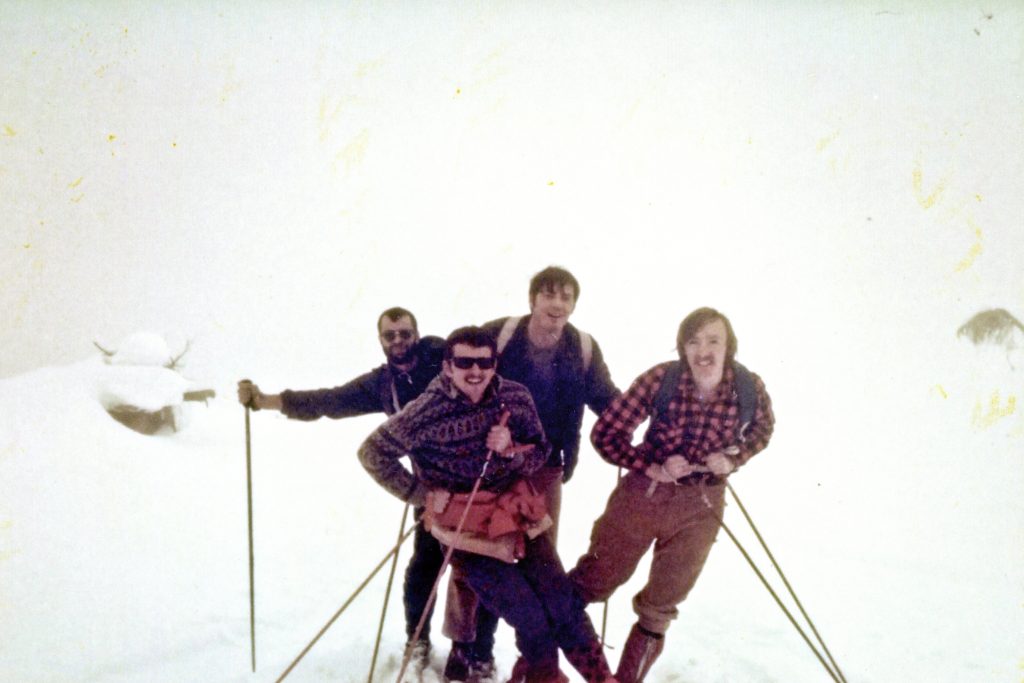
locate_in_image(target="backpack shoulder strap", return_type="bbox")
[578,330,593,372]
[732,361,758,441]
[651,361,683,421]
[496,316,522,354]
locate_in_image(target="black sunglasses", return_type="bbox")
[450,356,497,370]
[381,330,415,342]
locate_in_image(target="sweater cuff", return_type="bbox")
[406,480,427,508]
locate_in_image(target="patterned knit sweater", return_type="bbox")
[358,374,550,506]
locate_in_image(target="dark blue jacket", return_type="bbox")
[280,336,445,419]
[483,316,619,481]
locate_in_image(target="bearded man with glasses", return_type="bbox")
[236,306,446,674]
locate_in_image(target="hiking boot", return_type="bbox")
[614,624,664,683]
[444,641,474,682]
[406,639,431,676]
[468,656,497,683]
[467,637,496,682]
[563,640,614,683]
[504,656,569,683]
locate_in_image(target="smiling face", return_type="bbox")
[443,343,497,404]
[683,318,728,390]
[378,315,419,365]
[529,283,577,337]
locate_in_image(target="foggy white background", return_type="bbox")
[2,2,1022,681]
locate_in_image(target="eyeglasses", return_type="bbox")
[381,330,415,342]
[449,356,497,370]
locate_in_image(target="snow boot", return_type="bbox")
[563,641,615,683]
[504,656,569,683]
[614,624,664,683]
[406,639,432,678]
[468,638,497,683]
[445,641,474,682]
[469,656,497,683]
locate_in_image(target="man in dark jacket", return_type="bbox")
[236,306,444,673]
[483,266,620,534]
[445,266,621,679]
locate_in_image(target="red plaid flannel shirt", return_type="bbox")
[591,362,774,476]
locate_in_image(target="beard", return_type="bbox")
[387,345,416,365]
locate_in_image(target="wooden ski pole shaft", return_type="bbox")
[395,411,510,683]
[367,503,411,683]
[600,466,624,648]
[276,525,417,683]
[245,405,257,673]
[700,487,840,683]
[726,483,847,683]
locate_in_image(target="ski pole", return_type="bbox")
[726,483,848,683]
[701,488,842,683]
[395,410,510,683]
[244,403,256,673]
[276,524,417,683]
[599,466,623,648]
[367,502,411,683]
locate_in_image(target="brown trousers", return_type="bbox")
[568,471,724,635]
[443,465,564,642]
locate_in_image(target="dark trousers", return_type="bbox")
[445,465,564,650]
[404,508,445,640]
[451,534,603,676]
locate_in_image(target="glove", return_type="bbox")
[561,455,577,483]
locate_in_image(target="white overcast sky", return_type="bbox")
[2,2,1022,393]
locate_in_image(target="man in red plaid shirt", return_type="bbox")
[568,307,775,683]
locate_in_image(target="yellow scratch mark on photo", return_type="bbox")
[317,95,357,142]
[337,129,370,172]
[912,166,944,209]
[817,130,838,151]
[68,176,83,188]
[3,124,16,137]
[354,58,384,78]
[108,134,116,142]
[547,180,555,186]
[932,385,948,399]
[971,391,1016,429]
[954,221,983,272]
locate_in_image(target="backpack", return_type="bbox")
[651,360,758,442]
[495,316,593,371]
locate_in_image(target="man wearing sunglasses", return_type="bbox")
[236,306,445,674]
[444,266,621,678]
[359,326,617,683]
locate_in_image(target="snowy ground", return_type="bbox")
[1,341,1021,683]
